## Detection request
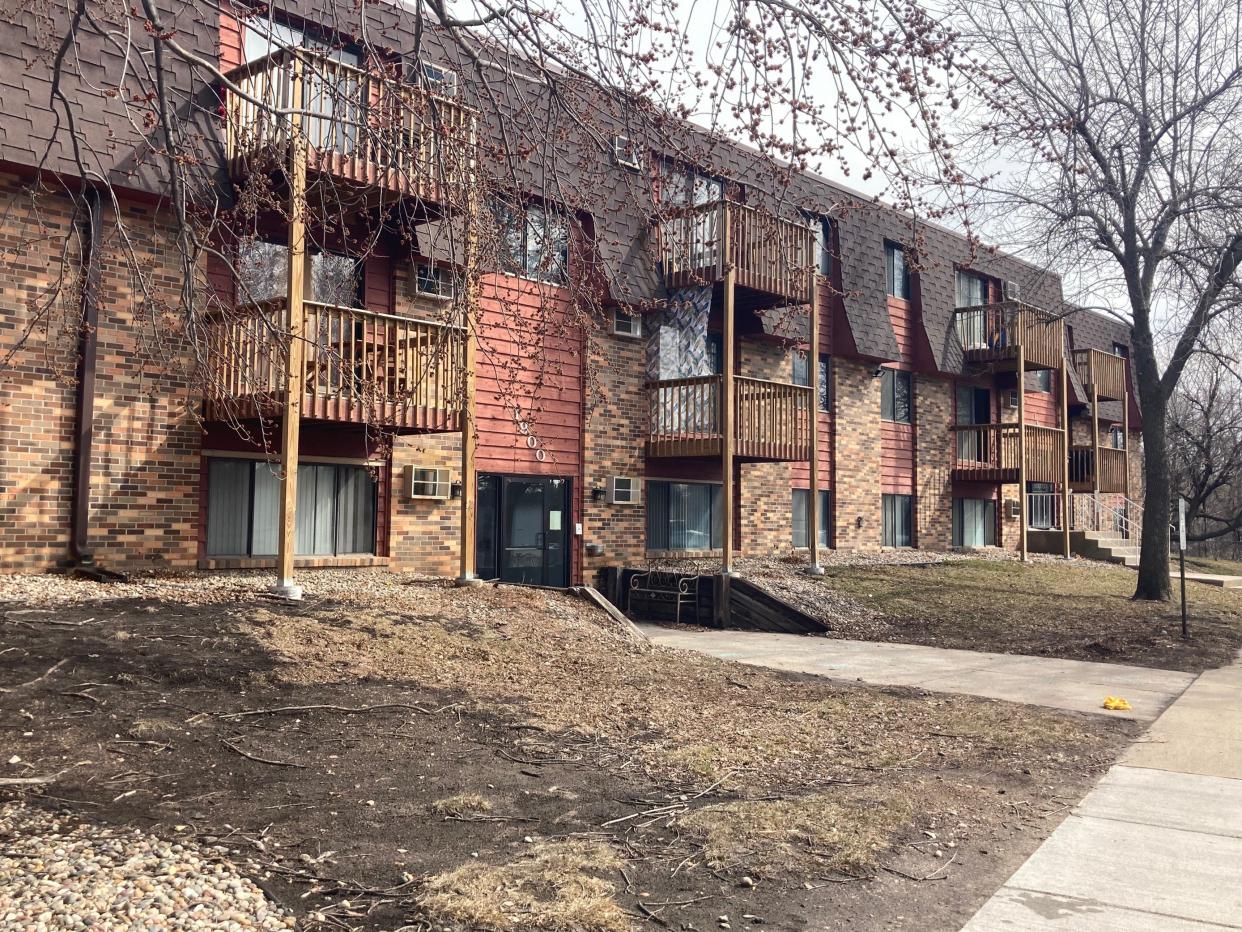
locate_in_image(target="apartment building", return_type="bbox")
[0,0,1142,587]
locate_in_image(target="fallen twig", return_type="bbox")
[0,658,70,693]
[220,702,436,720]
[221,738,307,768]
[0,775,58,786]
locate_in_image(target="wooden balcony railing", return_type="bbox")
[954,302,1066,371]
[1069,444,1128,493]
[223,48,475,205]
[951,422,1064,484]
[654,201,815,303]
[647,374,813,460]
[205,298,463,432]
[1072,348,1127,402]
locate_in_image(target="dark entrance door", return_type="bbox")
[476,474,570,587]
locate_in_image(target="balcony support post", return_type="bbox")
[1017,344,1028,563]
[807,269,823,575]
[1123,389,1131,502]
[458,197,480,586]
[273,54,308,600]
[1061,359,1072,558]
[1091,383,1101,500]
[721,207,737,584]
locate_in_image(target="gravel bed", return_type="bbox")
[0,802,295,931]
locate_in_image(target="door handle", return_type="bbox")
[536,532,544,549]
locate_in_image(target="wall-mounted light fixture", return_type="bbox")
[872,366,885,379]
[856,515,864,529]
[590,487,607,503]
[450,481,463,499]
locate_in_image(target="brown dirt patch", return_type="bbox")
[0,572,1135,930]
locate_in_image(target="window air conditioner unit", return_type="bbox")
[613,135,642,170]
[405,465,451,500]
[606,476,640,505]
[1005,499,1021,519]
[413,264,455,301]
[1003,279,1021,301]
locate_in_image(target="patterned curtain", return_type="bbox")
[646,286,715,433]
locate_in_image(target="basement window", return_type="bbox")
[206,458,376,557]
[882,494,913,547]
[791,489,830,548]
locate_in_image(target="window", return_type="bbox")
[613,308,641,338]
[414,264,455,300]
[792,350,810,387]
[955,270,989,308]
[657,160,724,207]
[406,465,451,499]
[1027,481,1056,529]
[885,242,911,299]
[881,368,913,423]
[613,135,642,170]
[496,202,569,283]
[1109,426,1126,450]
[607,476,640,504]
[646,481,723,551]
[882,494,914,547]
[1113,342,1129,358]
[809,215,833,276]
[1032,368,1054,393]
[705,332,724,374]
[953,498,996,548]
[792,489,831,548]
[793,352,830,411]
[206,458,376,557]
[236,241,363,307]
[418,61,458,97]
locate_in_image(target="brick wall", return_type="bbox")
[390,432,461,576]
[582,320,647,576]
[832,358,882,549]
[0,176,202,573]
[916,377,954,549]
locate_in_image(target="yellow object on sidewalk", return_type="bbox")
[1103,696,1132,711]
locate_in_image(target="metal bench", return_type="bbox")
[628,571,700,624]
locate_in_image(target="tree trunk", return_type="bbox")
[1135,393,1172,600]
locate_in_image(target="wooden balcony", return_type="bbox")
[954,302,1066,371]
[204,298,463,433]
[646,375,813,460]
[1072,348,1127,402]
[223,48,475,209]
[1069,444,1128,493]
[654,201,815,305]
[951,423,1064,484]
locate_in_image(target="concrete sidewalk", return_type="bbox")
[639,627,1194,722]
[962,655,1242,930]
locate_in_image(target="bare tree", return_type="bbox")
[950,0,1242,600]
[1170,356,1242,548]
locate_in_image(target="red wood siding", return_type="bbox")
[219,7,243,71]
[881,421,915,493]
[475,275,584,478]
[887,296,917,366]
[1024,382,1059,427]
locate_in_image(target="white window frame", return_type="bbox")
[418,61,458,97]
[413,263,455,301]
[612,307,641,338]
[613,135,642,170]
[405,465,451,500]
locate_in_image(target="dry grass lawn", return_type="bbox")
[820,559,1242,671]
[246,581,1104,792]
[419,839,628,932]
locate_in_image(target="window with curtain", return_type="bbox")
[817,355,831,411]
[236,242,363,307]
[792,350,810,386]
[205,458,376,557]
[954,270,990,308]
[792,489,831,548]
[885,242,911,299]
[953,498,996,547]
[1109,426,1126,449]
[495,202,569,283]
[881,368,913,423]
[882,494,913,547]
[646,481,723,551]
[1032,368,1054,393]
[792,353,830,411]
[807,215,833,276]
